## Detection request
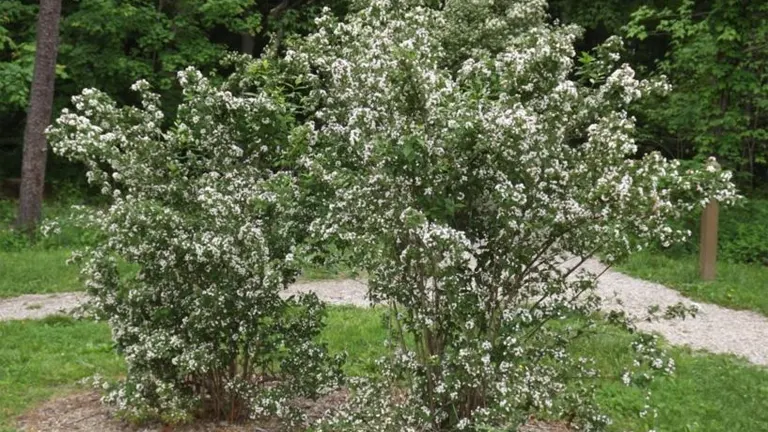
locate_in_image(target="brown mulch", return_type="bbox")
[17,391,572,432]
[16,390,347,432]
[18,391,138,432]
[520,419,574,432]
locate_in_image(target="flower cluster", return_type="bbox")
[273,0,738,430]
[48,67,343,425]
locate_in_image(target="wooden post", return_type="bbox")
[699,198,719,281]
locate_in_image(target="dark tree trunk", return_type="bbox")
[16,0,62,232]
[240,33,255,56]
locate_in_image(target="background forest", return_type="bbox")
[2,0,766,188]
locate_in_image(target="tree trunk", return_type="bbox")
[16,0,62,232]
[240,33,255,56]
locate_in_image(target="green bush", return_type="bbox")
[718,200,768,264]
[292,0,737,430]
[47,66,344,425]
[0,200,102,252]
[659,198,768,265]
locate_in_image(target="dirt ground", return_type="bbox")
[16,390,346,432]
[17,391,572,432]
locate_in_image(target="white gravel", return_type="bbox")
[4,263,768,366]
[0,292,88,321]
[283,278,370,307]
[577,258,768,366]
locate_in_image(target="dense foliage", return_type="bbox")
[263,0,738,430]
[661,198,768,264]
[627,0,768,188]
[0,0,346,181]
[47,66,343,424]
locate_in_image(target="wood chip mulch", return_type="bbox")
[17,390,572,432]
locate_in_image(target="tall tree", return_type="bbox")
[627,0,768,188]
[15,0,62,231]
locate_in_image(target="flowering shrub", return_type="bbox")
[47,67,343,425]
[275,0,738,430]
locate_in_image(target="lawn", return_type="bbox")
[618,250,768,316]
[2,308,768,432]
[577,323,768,432]
[6,245,768,321]
[0,308,389,432]
[0,199,94,298]
[8,199,766,317]
[0,316,124,432]
[0,199,349,297]
[0,248,348,298]
[0,249,82,298]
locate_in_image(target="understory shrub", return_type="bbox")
[0,200,102,252]
[269,0,739,430]
[717,199,768,264]
[656,198,768,265]
[47,67,343,425]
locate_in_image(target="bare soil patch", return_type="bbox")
[18,391,571,431]
[17,390,346,432]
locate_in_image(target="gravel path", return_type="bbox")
[576,258,768,366]
[0,280,370,322]
[283,278,370,307]
[0,292,88,321]
[4,262,768,366]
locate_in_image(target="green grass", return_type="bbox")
[575,324,768,432]
[321,306,389,376]
[618,250,768,316]
[0,316,124,432]
[0,308,388,432]
[0,200,101,253]
[0,248,139,298]
[0,247,348,298]
[0,199,101,298]
[0,249,82,298]
[0,197,344,297]
[2,199,767,431]
[299,264,359,281]
[2,308,768,432]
